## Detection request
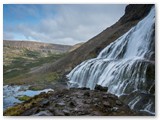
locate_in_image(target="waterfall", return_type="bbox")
[67,7,155,114]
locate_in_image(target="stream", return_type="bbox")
[3,85,53,110]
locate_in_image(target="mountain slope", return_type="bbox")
[3,40,71,88]
[32,4,153,75]
[68,42,84,52]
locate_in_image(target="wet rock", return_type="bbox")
[65,95,69,98]
[39,99,49,107]
[94,103,99,107]
[111,107,119,112]
[77,95,81,98]
[107,94,118,99]
[62,109,70,116]
[49,97,57,101]
[69,101,76,107]
[103,101,111,108]
[54,110,65,116]
[47,106,55,113]
[39,92,46,95]
[73,107,79,111]
[55,101,65,107]
[116,100,123,106]
[21,107,39,116]
[95,85,108,92]
[33,110,53,116]
[103,95,108,99]
[77,110,89,115]
[93,98,98,102]
[80,87,90,90]
[84,91,90,97]
[84,99,92,104]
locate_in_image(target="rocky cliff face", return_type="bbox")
[4,40,72,54]
[32,4,153,74]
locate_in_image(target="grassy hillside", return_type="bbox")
[3,46,65,90]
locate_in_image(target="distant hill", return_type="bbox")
[3,40,72,54]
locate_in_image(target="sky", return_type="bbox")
[3,4,127,45]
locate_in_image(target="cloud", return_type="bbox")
[3,32,14,40]
[4,4,126,45]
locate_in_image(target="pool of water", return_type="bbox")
[3,85,53,110]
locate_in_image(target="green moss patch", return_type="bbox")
[4,97,43,116]
[17,95,31,101]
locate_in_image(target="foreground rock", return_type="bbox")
[95,84,108,92]
[4,88,151,116]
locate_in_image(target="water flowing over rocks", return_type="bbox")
[67,7,155,114]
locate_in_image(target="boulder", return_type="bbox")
[33,110,53,116]
[95,84,108,92]
[84,91,90,97]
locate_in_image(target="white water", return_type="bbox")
[67,7,155,114]
[3,85,53,110]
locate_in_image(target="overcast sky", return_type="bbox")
[3,4,127,45]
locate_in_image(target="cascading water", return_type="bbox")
[67,7,155,114]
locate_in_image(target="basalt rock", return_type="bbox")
[95,84,108,92]
[4,88,153,116]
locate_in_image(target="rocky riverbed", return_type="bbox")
[4,87,152,116]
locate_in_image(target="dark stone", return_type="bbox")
[83,99,91,104]
[107,94,118,99]
[39,92,46,95]
[39,99,49,107]
[111,107,119,112]
[33,110,53,116]
[47,106,55,113]
[77,95,81,98]
[103,95,108,99]
[55,101,65,107]
[95,84,108,92]
[80,87,90,90]
[62,109,70,116]
[65,95,69,98]
[54,110,65,116]
[149,84,155,94]
[21,107,39,116]
[81,111,89,115]
[93,98,98,102]
[84,91,90,97]
[50,97,57,101]
[116,100,123,106]
[103,101,111,108]
[69,101,76,107]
